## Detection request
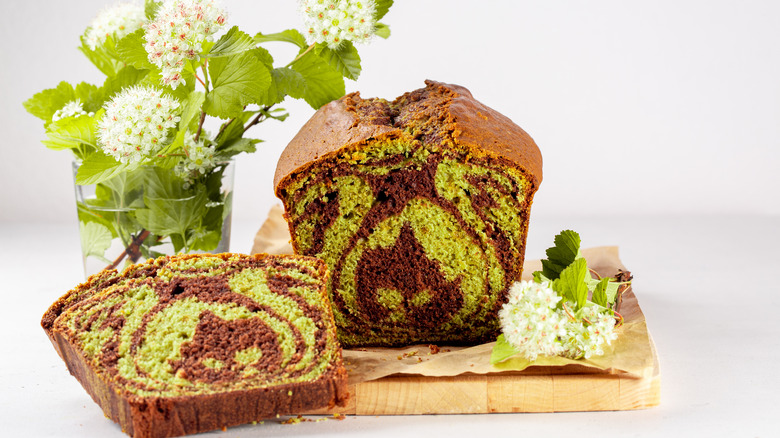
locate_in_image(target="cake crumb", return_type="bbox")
[333,413,346,421]
[428,344,440,355]
[398,351,418,360]
[282,415,305,425]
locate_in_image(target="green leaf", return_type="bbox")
[75,82,104,114]
[537,230,582,281]
[143,166,186,199]
[592,277,610,308]
[218,138,259,159]
[214,113,252,146]
[76,203,118,237]
[79,35,121,77]
[135,192,207,239]
[115,29,155,70]
[102,66,149,100]
[604,281,622,305]
[97,166,146,210]
[204,51,272,118]
[553,257,589,311]
[208,26,256,58]
[167,234,185,253]
[76,150,134,185]
[180,91,206,132]
[291,50,345,109]
[373,0,394,20]
[142,67,196,102]
[532,270,547,283]
[250,46,275,70]
[316,41,362,80]
[42,115,98,151]
[258,67,305,106]
[24,82,76,122]
[202,164,229,203]
[80,222,113,261]
[374,23,391,39]
[188,199,225,251]
[588,277,624,306]
[135,167,209,246]
[254,29,308,49]
[188,228,222,252]
[490,334,520,365]
[145,0,161,20]
[265,107,290,121]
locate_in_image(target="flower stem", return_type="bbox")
[104,229,151,271]
[215,117,236,140]
[201,61,211,90]
[285,44,315,68]
[194,110,207,141]
[243,105,272,134]
[614,310,625,327]
[194,73,207,88]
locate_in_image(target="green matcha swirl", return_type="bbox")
[281,142,533,347]
[53,254,341,398]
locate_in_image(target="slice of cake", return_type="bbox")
[41,253,348,438]
[274,80,543,347]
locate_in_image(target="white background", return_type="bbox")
[2,0,779,225]
[1,1,779,437]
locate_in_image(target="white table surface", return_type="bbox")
[2,215,778,437]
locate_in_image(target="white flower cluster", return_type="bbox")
[499,281,618,361]
[52,100,93,122]
[175,132,217,181]
[84,2,146,50]
[97,86,181,164]
[300,0,376,49]
[562,305,619,359]
[145,0,228,89]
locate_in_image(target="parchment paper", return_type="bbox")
[252,206,655,384]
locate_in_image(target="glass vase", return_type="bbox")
[73,160,234,277]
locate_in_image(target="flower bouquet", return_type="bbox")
[24,0,393,276]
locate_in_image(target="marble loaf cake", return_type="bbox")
[274,80,543,347]
[41,253,348,438]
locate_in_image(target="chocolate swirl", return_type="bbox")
[282,148,534,347]
[47,254,342,398]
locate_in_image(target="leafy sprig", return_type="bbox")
[491,230,631,364]
[25,0,394,272]
[533,230,626,312]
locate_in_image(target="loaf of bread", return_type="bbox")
[41,253,348,438]
[274,80,543,347]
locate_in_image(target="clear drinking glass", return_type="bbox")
[73,160,234,277]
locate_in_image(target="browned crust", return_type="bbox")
[41,268,120,360]
[52,330,348,438]
[41,253,349,438]
[273,79,543,192]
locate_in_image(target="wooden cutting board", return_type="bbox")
[308,344,660,415]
